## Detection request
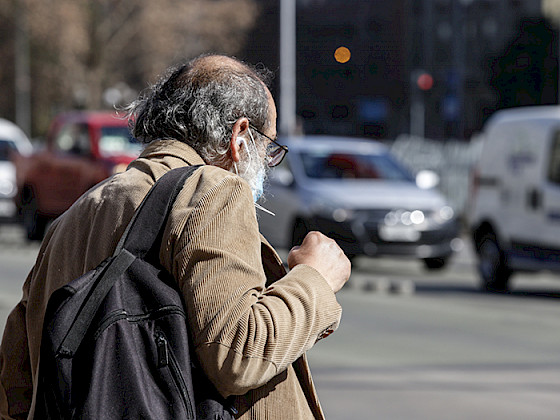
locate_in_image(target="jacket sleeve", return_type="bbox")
[166,170,342,397]
[0,286,33,420]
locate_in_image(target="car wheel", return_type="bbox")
[22,188,47,241]
[477,232,511,292]
[291,219,309,248]
[422,257,447,270]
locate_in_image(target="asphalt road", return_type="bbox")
[1,224,559,419]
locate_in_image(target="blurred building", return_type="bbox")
[242,0,556,140]
[296,0,407,139]
[409,0,554,140]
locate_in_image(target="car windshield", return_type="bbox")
[99,127,142,157]
[299,150,414,181]
[0,139,17,161]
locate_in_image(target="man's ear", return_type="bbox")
[230,117,250,163]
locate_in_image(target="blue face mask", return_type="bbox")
[252,166,275,215]
[242,129,266,203]
[252,167,265,202]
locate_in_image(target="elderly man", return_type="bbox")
[0,54,350,419]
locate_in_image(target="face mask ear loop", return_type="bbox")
[245,128,259,174]
[249,127,273,168]
[233,135,251,177]
[237,130,255,177]
[248,128,256,148]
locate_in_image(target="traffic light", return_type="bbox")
[416,72,434,91]
[334,46,351,63]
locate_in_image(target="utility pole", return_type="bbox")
[15,0,31,136]
[279,0,296,136]
[410,71,425,138]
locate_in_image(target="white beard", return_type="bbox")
[234,139,269,202]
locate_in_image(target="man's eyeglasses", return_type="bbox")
[249,124,288,167]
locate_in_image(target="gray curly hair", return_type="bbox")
[126,54,274,166]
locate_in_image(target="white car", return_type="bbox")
[0,119,33,222]
[258,136,460,269]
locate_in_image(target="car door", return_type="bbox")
[494,121,538,246]
[504,125,560,268]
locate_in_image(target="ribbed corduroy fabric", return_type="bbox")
[0,139,342,420]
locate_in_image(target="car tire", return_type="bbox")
[477,232,511,292]
[22,188,48,241]
[422,257,448,270]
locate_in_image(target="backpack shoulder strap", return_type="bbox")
[114,165,202,258]
[56,165,202,357]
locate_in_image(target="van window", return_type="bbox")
[548,132,560,185]
[99,126,141,157]
[54,123,90,156]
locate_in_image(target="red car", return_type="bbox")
[14,111,141,240]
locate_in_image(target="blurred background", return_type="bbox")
[1,0,560,419]
[2,0,560,139]
[2,0,560,213]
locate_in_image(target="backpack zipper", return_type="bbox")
[93,306,185,340]
[155,331,194,419]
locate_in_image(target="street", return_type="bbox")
[1,224,560,419]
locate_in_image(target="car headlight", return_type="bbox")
[384,206,454,230]
[435,205,454,223]
[384,209,425,226]
[0,179,16,197]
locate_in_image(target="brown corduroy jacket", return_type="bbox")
[0,140,342,419]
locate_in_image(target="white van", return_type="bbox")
[469,106,560,291]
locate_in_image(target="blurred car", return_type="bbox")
[13,111,142,240]
[258,136,460,269]
[0,118,33,222]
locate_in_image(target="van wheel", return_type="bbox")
[477,233,511,292]
[22,189,47,241]
[422,257,448,270]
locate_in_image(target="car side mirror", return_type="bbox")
[416,169,440,189]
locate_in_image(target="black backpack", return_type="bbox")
[34,166,236,419]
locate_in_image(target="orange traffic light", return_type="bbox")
[334,46,351,63]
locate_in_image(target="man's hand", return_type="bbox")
[287,231,351,293]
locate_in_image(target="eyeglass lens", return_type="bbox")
[267,145,285,167]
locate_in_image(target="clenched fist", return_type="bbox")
[287,231,351,293]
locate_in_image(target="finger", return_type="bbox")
[301,230,321,244]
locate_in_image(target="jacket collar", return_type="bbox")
[139,139,207,166]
